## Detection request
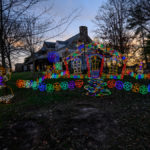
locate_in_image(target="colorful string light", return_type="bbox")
[60,81,68,90]
[46,84,54,93]
[15,42,150,97]
[123,82,132,91]
[68,81,75,90]
[53,82,61,91]
[132,83,140,93]
[107,80,116,88]
[115,81,123,90]
[139,85,148,95]
[75,80,84,88]
[148,84,150,92]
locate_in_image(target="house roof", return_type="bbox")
[56,34,80,50]
[65,33,80,45]
[44,41,56,49]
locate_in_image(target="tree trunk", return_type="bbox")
[7,52,12,71]
[0,0,5,68]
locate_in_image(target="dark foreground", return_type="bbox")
[0,95,150,150]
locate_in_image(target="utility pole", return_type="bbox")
[0,0,5,67]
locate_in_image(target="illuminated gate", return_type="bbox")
[72,57,82,74]
[90,55,101,78]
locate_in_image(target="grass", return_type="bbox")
[0,72,86,127]
[0,72,150,149]
[0,72,149,127]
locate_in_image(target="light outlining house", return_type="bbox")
[61,43,127,79]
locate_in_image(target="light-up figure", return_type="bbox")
[0,66,14,103]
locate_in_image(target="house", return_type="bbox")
[15,63,24,72]
[23,26,92,71]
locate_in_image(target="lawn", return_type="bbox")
[0,72,150,150]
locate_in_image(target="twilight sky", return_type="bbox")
[35,0,105,41]
[17,0,105,65]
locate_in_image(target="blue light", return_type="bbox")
[138,74,141,79]
[48,51,60,63]
[115,81,123,90]
[113,76,117,79]
[122,56,126,60]
[78,44,84,50]
[148,84,150,92]
[38,83,46,92]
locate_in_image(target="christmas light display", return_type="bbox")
[68,81,75,90]
[123,82,133,91]
[84,79,111,96]
[132,83,140,93]
[46,84,54,93]
[60,81,68,90]
[0,76,4,86]
[53,82,61,91]
[32,81,39,90]
[48,51,60,63]
[15,42,150,98]
[148,84,150,92]
[38,83,46,92]
[72,57,82,74]
[75,80,84,88]
[115,81,124,90]
[108,63,118,75]
[0,67,14,103]
[107,79,116,88]
[139,85,148,95]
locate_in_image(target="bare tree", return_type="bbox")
[20,7,80,76]
[127,0,150,68]
[0,0,48,68]
[0,0,80,70]
[93,0,133,55]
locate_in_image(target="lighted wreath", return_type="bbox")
[53,82,61,91]
[139,85,148,95]
[115,81,124,90]
[107,79,116,88]
[46,84,54,93]
[60,81,68,90]
[132,83,140,93]
[123,82,132,91]
[75,80,84,88]
[68,81,75,90]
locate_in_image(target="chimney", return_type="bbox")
[79,26,88,36]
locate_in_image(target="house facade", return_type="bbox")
[21,26,92,72]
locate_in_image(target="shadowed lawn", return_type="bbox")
[0,72,150,149]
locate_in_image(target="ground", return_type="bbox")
[0,72,150,150]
